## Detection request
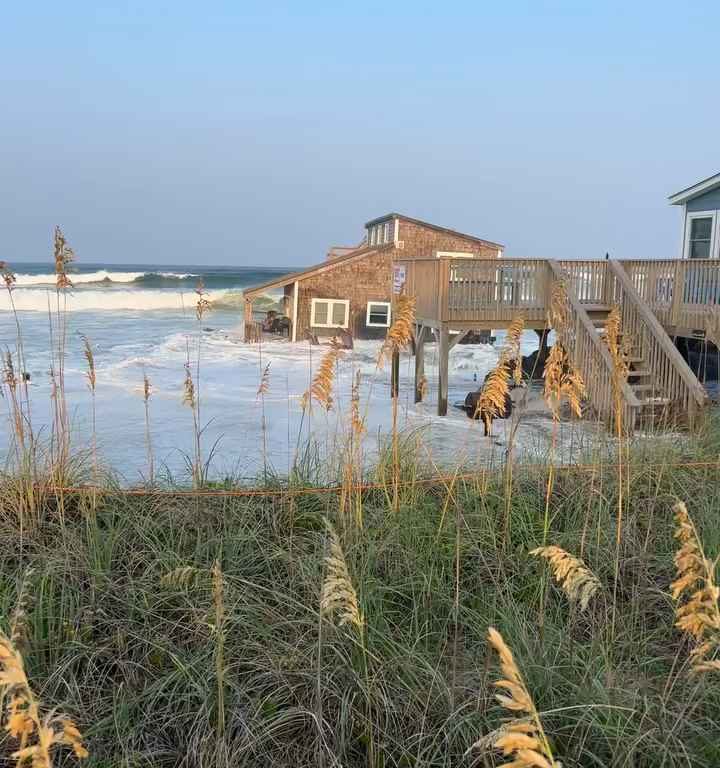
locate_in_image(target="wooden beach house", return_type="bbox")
[243,213,504,342]
[669,171,720,260]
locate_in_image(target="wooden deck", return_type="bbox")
[398,258,717,429]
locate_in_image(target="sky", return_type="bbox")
[1,1,719,267]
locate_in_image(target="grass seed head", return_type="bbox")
[53,227,75,289]
[378,295,416,368]
[320,520,363,631]
[182,363,196,409]
[487,627,560,767]
[195,279,211,320]
[303,345,342,411]
[531,545,600,611]
[80,335,96,393]
[670,501,720,674]
[543,343,585,419]
[256,362,271,399]
[0,262,16,291]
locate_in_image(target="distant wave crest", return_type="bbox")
[13,270,198,286]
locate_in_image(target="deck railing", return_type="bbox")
[607,262,707,420]
[442,258,550,325]
[621,259,720,329]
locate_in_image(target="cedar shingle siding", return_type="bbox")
[245,214,503,341]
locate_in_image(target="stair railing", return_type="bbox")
[547,260,642,429]
[608,261,707,425]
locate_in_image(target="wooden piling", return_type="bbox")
[438,324,449,416]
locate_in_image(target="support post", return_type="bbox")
[244,299,253,343]
[291,280,299,342]
[391,349,400,398]
[438,324,449,416]
[414,326,426,403]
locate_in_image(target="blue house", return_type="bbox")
[669,172,720,259]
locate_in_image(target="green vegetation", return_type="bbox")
[0,419,719,766]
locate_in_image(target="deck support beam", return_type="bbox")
[438,324,449,416]
[414,325,427,403]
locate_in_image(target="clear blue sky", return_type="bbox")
[1,1,718,266]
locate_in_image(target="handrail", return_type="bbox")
[608,261,708,414]
[547,260,641,427]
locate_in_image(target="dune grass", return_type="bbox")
[0,416,718,766]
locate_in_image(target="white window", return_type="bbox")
[436,251,474,259]
[366,301,391,327]
[383,221,390,243]
[369,227,376,246]
[310,298,350,328]
[684,211,717,259]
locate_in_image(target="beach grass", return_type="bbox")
[0,415,719,766]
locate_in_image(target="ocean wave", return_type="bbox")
[0,289,243,312]
[0,288,280,313]
[13,269,197,286]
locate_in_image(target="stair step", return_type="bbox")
[628,369,651,377]
[632,383,659,392]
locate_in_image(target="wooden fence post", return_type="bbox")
[414,326,426,403]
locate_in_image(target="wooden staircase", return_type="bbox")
[549,260,708,431]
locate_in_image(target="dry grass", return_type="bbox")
[256,362,271,399]
[542,342,585,419]
[302,344,343,412]
[0,630,88,767]
[378,294,416,368]
[320,520,363,631]
[474,314,525,435]
[53,226,74,290]
[484,627,560,768]
[530,545,600,611]
[670,501,720,674]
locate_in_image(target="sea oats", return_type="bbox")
[0,630,88,766]
[486,627,560,768]
[531,545,600,611]
[378,294,416,368]
[543,343,585,419]
[303,344,342,411]
[670,501,720,674]
[256,362,271,399]
[320,520,363,631]
[53,227,75,290]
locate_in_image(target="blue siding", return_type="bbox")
[686,187,720,212]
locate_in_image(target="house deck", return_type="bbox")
[397,257,718,429]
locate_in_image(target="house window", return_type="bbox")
[310,298,350,328]
[366,301,391,327]
[383,221,390,243]
[369,227,376,246]
[688,216,713,259]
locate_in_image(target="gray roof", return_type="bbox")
[668,172,720,205]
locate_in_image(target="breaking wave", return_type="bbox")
[13,270,197,286]
[0,288,281,313]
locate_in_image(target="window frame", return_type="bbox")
[684,210,718,260]
[310,298,350,329]
[365,300,392,328]
[436,250,475,259]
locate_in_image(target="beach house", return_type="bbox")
[669,171,720,259]
[243,213,504,341]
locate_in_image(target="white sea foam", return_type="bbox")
[12,269,198,286]
[0,288,244,313]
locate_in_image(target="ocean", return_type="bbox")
[0,262,577,483]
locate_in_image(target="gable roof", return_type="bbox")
[668,172,720,205]
[364,213,504,250]
[243,243,388,298]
